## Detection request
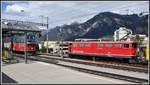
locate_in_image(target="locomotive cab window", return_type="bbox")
[98,44,103,48]
[132,43,137,48]
[124,43,129,48]
[114,44,122,48]
[106,44,112,48]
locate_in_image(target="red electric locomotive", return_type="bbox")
[68,39,139,62]
[12,33,39,55]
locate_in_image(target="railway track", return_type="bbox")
[12,53,148,83]
[12,53,148,73]
[36,53,148,73]
[37,53,148,67]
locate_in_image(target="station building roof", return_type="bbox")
[2,19,42,32]
[1,19,43,37]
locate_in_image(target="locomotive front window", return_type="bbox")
[114,44,122,48]
[85,43,90,47]
[124,43,129,48]
[106,44,112,48]
[98,44,103,48]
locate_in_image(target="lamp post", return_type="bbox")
[46,17,49,54]
[25,32,28,64]
[20,9,28,64]
[7,23,13,62]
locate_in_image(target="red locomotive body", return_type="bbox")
[12,33,38,55]
[68,41,138,59]
[13,43,37,54]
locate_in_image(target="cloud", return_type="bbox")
[6,4,23,13]
[5,3,29,16]
[110,2,149,14]
[2,1,149,28]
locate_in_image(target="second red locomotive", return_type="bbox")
[68,39,138,62]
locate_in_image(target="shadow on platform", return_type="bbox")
[2,72,17,84]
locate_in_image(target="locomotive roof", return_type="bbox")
[69,41,137,43]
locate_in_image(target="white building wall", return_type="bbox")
[114,27,132,41]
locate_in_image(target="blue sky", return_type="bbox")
[2,1,149,29]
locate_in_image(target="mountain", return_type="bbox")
[40,12,148,41]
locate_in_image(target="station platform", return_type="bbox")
[2,61,134,84]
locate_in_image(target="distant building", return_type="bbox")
[135,34,148,46]
[42,41,68,54]
[43,41,58,49]
[43,41,59,53]
[114,27,132,41]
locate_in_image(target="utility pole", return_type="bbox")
[39,15,49,54]
[8,23,13,63]
[20,9,28,64]
[25,32,28,64]
[59,28,64,59]
[126,9,129,15]
[46,17,49,54]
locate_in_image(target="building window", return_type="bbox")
[63,48,68,50]
[106,44,112,48]
[98,44,103,48]
[85,43,90,47]
[79,43,84,47]
[124,43,129,48]
[114,44,122,48]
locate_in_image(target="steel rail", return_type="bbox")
[37,54,148,73]
[13,53,148,73]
